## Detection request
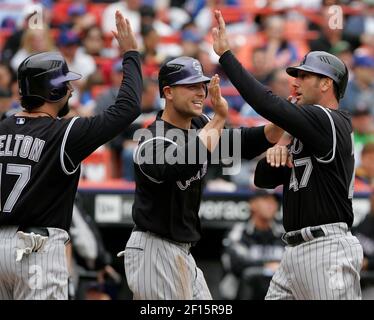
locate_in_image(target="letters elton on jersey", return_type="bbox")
[0,134,45,162]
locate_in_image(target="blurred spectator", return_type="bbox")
[353,191,374,300]
[219,190,284,300]
[260,15,299,70]
[351,105,374,167]
[0,0,33,28]
[196,47,220,77]
[81,25,115,58]
[95,62,159,179]
[57,29,97,106]
[95,60,124,115]
[0,63,14,92]
[140,25,164,78]
[102,0,141,35]
[340,52,374,115]
[68,196,121,300]
[139,4,174,36]
[344,0,374,49]
[250,47,273,84]
[266,69,291,100]
[241,68,290,120]
[0,88,13,119]
[120,77,160,181]
[330,40,354,80]
[0,63,21,119]
[65,2,96,34]
[73,73,105,118]
[1,2,53,64]
[356,143,374,186]
[191,0,245,36]
[181,28,202,58]
[10,25,55,72]
[308,2,344,52]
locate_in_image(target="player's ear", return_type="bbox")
[321,77,332,93]
[163,86,173,100]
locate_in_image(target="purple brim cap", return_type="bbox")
[51,71,82,86]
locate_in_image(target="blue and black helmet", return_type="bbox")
[18,51,81,103]
[286,51,348,99]
[158,56,211,98]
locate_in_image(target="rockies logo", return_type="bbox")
[192,61,202,75]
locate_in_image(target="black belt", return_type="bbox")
[282,228,325,246]
[18,227,49,237]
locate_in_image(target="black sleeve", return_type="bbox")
[219,51,333,158]
[213,126,273,165]
[135,135,210,182]
[240,126,274,160]
[65,51,142,165]
[254,158,287,189]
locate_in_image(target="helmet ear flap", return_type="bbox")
[50,85,68,101]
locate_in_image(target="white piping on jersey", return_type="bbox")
[134,136,178,184]
[313,105,336,164]
[60,116,81,175]
[201,113,211,122]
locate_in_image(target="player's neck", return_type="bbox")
[18,106,57,119]
[316,96,339,110]
[162,107,191,130]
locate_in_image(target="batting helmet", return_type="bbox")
[158,56,210,97]
[18,52,81,103]
[286,51,348,99]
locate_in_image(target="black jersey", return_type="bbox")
[132,111,273,243]
[0,51,142,231]
[219,51,354,232]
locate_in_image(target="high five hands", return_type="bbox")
[112,10,138,55]
[212,10,230,57]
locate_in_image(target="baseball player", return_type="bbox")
[118,56,284,300]
[212,10,363,299]
[0,11,141,300]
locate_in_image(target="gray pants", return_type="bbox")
[121,230,212,300]
[0,226,70,300]
[266,222,363,300]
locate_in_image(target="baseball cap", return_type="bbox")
[353,54,374,68]
[57,30,80,47]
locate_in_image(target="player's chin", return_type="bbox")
[190,107,203,117]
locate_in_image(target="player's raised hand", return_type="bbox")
[212,10,230,57]
[112,10,138,54]
[208,74,228,119]
[266,145,293,168]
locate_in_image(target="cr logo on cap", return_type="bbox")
[192,61,202,75]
